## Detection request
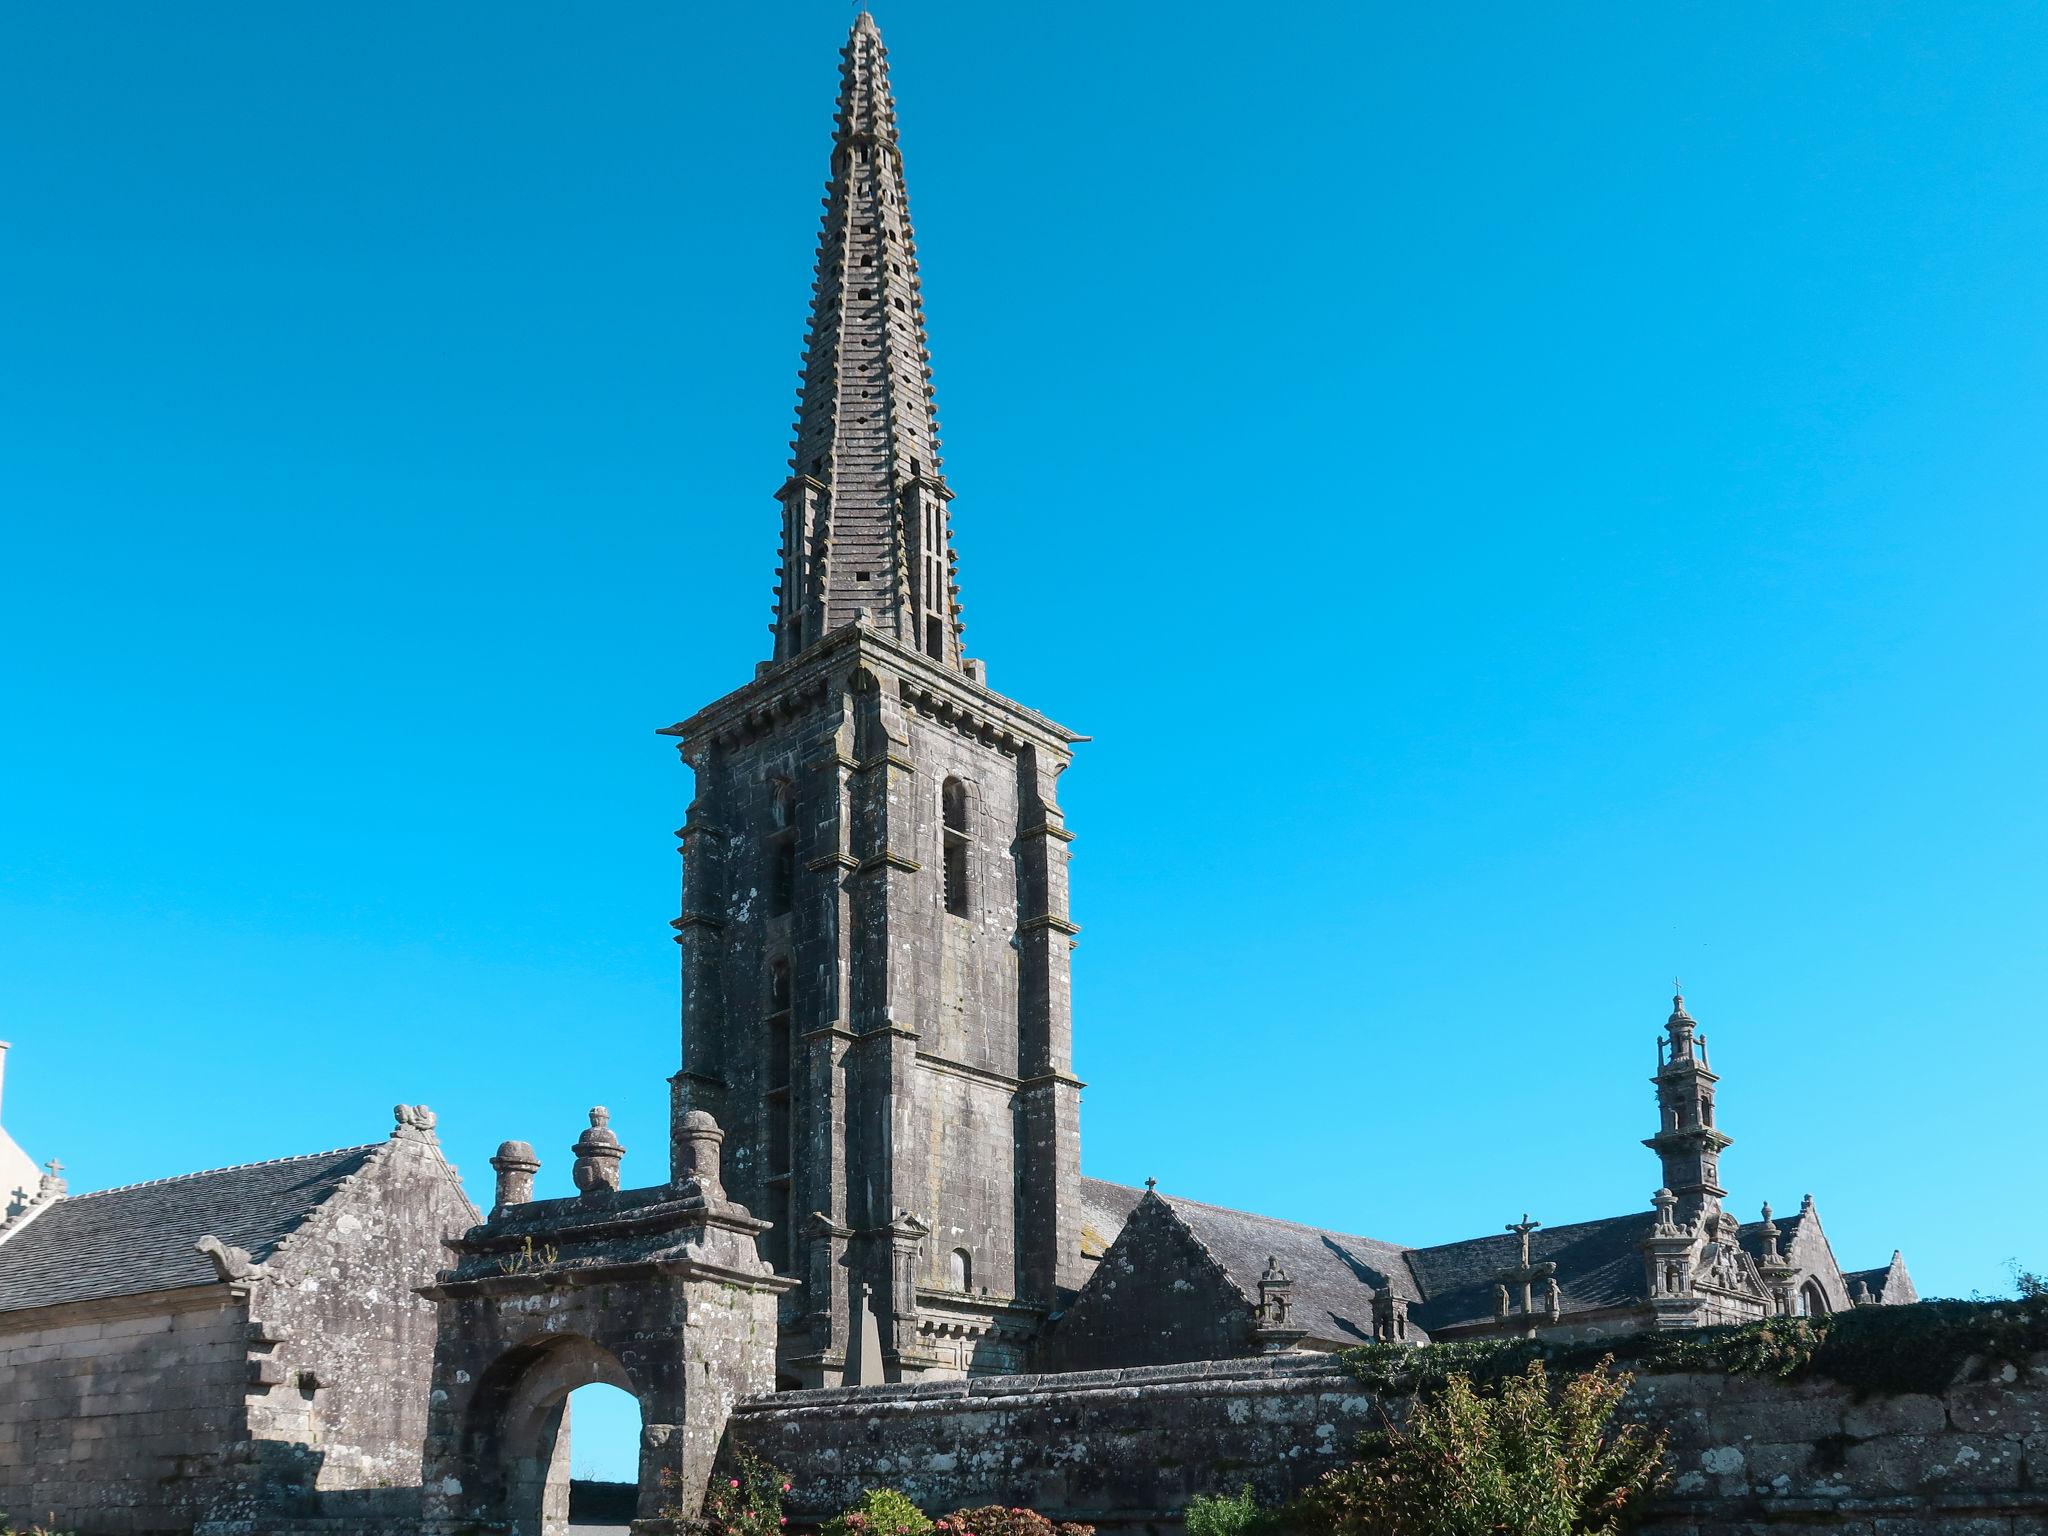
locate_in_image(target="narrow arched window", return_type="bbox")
[941,778,969,918]
[1800,1280,1830,1318]
[767,779,797,917]
[949,1247,972,1291]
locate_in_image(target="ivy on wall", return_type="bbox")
[1339,1296,2048,1399]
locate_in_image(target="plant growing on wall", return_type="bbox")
[826,1488,934,1536]
[661,1445,791,1536]
[1294,1358,1668,1536]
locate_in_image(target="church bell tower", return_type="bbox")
[1644,989,1731,1226]
[660,14,1087,1387]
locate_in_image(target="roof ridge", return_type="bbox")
[1411,1208,1651,1256]
[66,1143,380,1202]
[1157,1188,1412,1252]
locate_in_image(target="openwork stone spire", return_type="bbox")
[773,12,965,671]
[1645,987,1732,1226]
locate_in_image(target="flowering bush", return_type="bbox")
[935,1507,1093,1536]
[824,1487,934,1536]
[660,1444,792,1536]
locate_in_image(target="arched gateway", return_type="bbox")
[418,1112,793,1536]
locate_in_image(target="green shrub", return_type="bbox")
[826,1487,934,1536]
[1293,1357,1668,1536]
[935,1507,1094,1536]
[1184,1484,1266,1536]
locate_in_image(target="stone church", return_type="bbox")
[0,14,1921,1534]
[635,12,1914,1389]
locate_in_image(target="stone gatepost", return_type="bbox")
[418,1111,795,1536]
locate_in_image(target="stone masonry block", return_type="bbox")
[1949,1382,2048,1438]
[1846,1394,1950,1438]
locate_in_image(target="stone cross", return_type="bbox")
[1496,1214,1557,1322]
[1507,1214,1541,1269]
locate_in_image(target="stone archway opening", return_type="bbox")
[566,1383,643,1534]
[464,1333,645,1536]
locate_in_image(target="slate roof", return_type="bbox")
[1084,1177,1667,1340]
[1736,1209,1812,1260]
[1078,1177,1145,1262]
[1404,1212,1653,1332]
[0,1145,378,1316]
[1079,1178,1420,1349]
[1840,1259,1916,1305]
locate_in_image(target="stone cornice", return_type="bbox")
[660,625,1083,757]
[1018,913,1081,937]
[422,1252,795,1303]
[1016,1070,1087,1093]
[915,1051,1019,1092]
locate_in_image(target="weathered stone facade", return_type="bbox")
[731,1351,2048,1533]
[0,1108,475,1535]
[661,12,1086,1390]
[416,1110,793,1536]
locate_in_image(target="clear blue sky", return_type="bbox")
[3,0,2044,1386]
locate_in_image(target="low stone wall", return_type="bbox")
[730,1355,1385,1528]
[729,1351,2048,1534]
[1628,1359,2048,1534]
